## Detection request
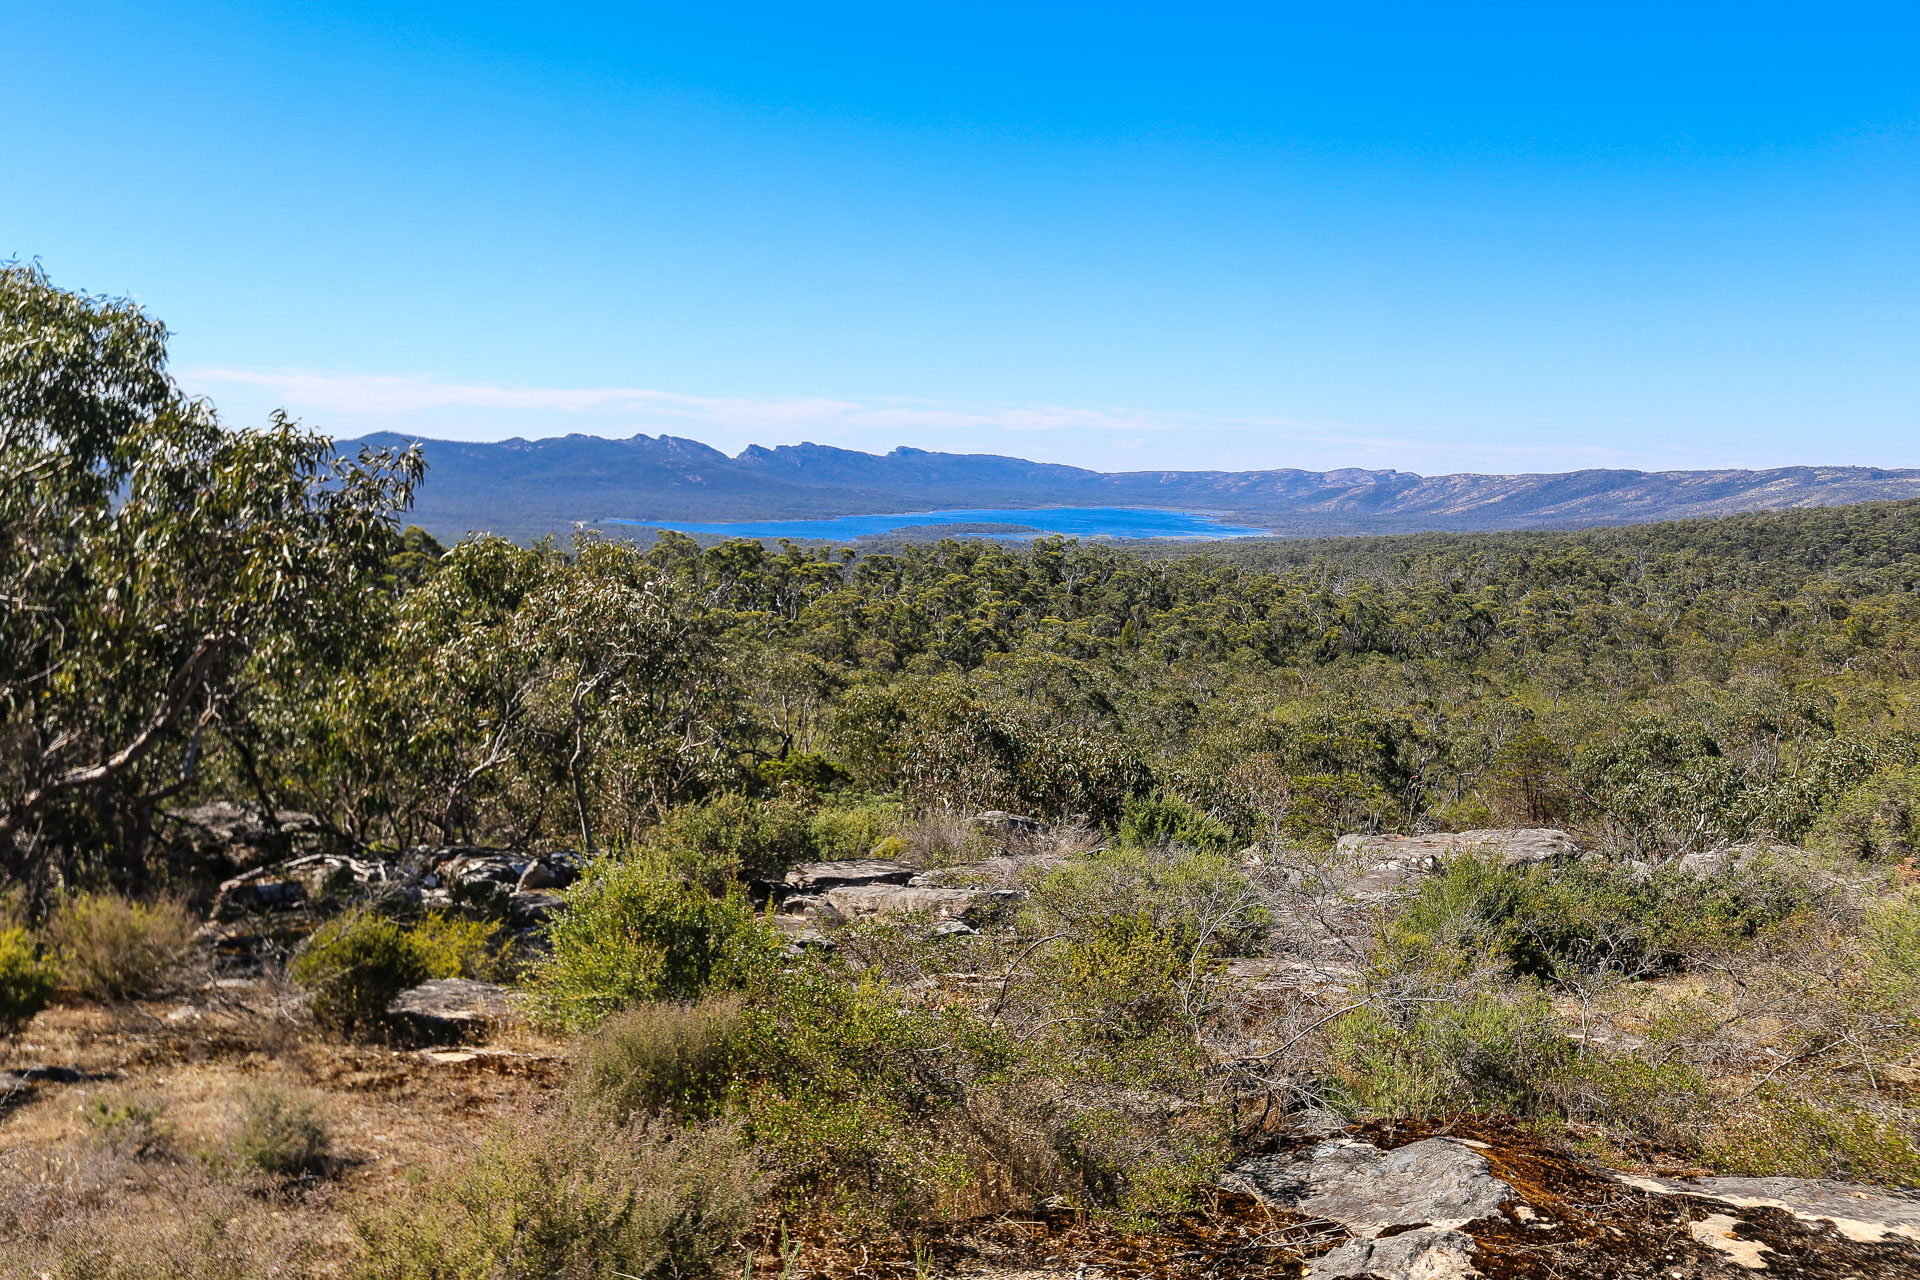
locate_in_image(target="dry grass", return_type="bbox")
[0,981,566,1278]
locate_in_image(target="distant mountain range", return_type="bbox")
[346,431,1920,545]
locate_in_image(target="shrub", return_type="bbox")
[233,1085,331,1177]
[808,797,906,861]
[1024,843,1269,960]
[44,893,194,1001]
[0,927,58,1037]
[353,1108,758,1280]
[650,793,814,888]
[290,912,430,1033]
[526,855,780,1032]
[1380,853,1827,984]
[1327,990,1571,1119]
[79,1092,173,1157]
[727,969,1002,1219]
[1710,1088,1920,1184]
[1116,794,1237,855]
[407,911,502,981]
[569,995,744,1122]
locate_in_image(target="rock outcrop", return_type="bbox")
[388,978,513,1038]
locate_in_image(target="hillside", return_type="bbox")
[346,431,1920,544]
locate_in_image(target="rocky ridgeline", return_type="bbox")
[209,845,581,927]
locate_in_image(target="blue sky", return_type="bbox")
[7,2,1918,474]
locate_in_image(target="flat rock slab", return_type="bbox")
[1624,1173,1920,1244]
[911,853,1068,888]
[1225,1137,1516,1238]
[820,884,1017,924]
[784,860,918,894]
[1308,1226,1481,1279]
[1335,828,1579,868]
[388,978,512,1031]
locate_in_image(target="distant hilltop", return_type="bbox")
[343,431,1920,545]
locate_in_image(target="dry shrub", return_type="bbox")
[232,1084,331,1178]
[569,994,743,1121]
[354,1105,758,1280]
[45,893,194,1001]
[898,810,991,869]
[79,1091,175,1158]
[0,1145,327,1280]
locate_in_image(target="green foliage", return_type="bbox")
[726,968,1009,1219]
[755,751,852,796]
[406,912,502,982]
[289,911,501,1033]
[353,1109,758,1280]
[1116,794,1237,855]
[232,1085,331,1177]
[1025,843,1269,961]
[807,796,906,861]
[290,912,431,1033]
[1812,763,1920,860]
[1,262,421,887]
[0,926,59,1037]
[1328,990,1571,1119]
[1709,1089,1920,1184]
[648,792,814,888]
[526,854,780,1032]
[1380,853,1825,984]
[45,893,195,1001]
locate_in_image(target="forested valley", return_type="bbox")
[9,263,1920,1277]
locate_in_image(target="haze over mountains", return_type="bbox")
[350,431,1920,545]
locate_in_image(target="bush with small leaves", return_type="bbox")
[353,1106,758,1280]
[290,912,430,1033]
[0,926,59,1037]
[569,994,744,1122]
[526,854,779,1033]
[79,1092,174,1157]
[233,1085,330,1177]
[45,893,194,1001]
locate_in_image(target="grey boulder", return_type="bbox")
[1224,1137,1516,1238]
[1309,1228,1482,1279]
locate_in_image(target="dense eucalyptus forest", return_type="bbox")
[9,262,1920,1278]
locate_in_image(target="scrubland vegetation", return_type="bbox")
[8,262,1920,1275]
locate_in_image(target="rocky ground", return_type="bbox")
[7,819,1918,1277]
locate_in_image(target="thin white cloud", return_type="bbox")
[180,366,1716,475]
[183,367,1175,437]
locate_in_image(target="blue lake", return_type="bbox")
[608,507,1270,541]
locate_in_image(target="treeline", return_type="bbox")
[8,260,1920,893]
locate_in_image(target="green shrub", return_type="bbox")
[353,1109,758,1280]
[526,855,780,1032]
[45,893,194,1001]
[233,1085,331,1177]
[756,751,853,796]
[79,1091,173,1157]
[1381,853,1826,984]
[569,995,744,1122]
[1328,990,1571,1119]
[1116,795,1237,855]
[290,912,431,1033]
[651,793,814,888]
[728,969,1002,1219]
[1024,843,1269,960]
[1709,1088,1920,1184]
[808,797,906,861]
[408,911,502,981]
[0,926,58,1036]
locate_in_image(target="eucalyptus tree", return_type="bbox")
[0,262,420,889]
